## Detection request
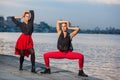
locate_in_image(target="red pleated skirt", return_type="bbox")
[15,33,33,57]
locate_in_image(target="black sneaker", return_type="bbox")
[41,68,51,74]
[19,65,23,71]
[19,68,23,71]
[31,70,36,73]
[78,70,88,77]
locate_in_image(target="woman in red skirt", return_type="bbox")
[12,10,36,73]
[41,20,88,77]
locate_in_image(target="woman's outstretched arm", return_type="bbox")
[69,26,80,39]
[12,11,25,26]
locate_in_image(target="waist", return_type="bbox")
[59,50,72,53]
[21,33,31,36]
[22,33,32,35]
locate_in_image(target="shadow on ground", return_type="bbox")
[0,54,102,80]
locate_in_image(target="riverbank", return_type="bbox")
[0,32,120,80]
[0,54,98,80]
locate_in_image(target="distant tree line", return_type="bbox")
[80,27,120,34]
[0,16,120,34]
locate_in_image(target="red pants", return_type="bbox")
[43,51,84,69]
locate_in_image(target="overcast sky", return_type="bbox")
[0,0,120,29]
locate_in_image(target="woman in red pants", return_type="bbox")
[41,20,88,77]
[12,10,36,73]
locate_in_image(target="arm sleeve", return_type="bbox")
[11,17,21,26]
[29,10,34,22]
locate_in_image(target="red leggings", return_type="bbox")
[43,51,84,69]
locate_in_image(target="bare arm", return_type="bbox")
[69,26,80,39]
[14,10,31,19]
[14,11,25,19]
[56,20,69,36]
[14,16,23,19]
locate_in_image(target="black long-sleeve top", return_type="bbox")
[12,10,34,35]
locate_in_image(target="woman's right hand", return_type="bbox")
[21,10,30,18]
[21,11,25,18]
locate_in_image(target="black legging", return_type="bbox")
[20,50,24,70]
[19,48,35,70]
[28,48,35,69]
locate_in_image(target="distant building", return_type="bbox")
[4,16,21,32]
[0,16,4,22]
[7,16,12,22]
[0,16,4,31]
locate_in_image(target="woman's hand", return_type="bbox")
[22,10,30,18]
[21,11,25,18]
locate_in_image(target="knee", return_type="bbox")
[81,53,84,56]
[20,50,24,57]
[31,51,35,54]
[28,48,35,54]
[21,53,24,57]
[81,54,84,59]
[43,52,49,58]
[78,54,84,59]
[43,53,47,57]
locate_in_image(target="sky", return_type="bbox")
[0,0,120,29]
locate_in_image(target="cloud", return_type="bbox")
[0,0,32,7]
[53,0,120,4]
[88,0,120,4]
[0,0,120,9]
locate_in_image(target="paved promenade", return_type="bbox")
[0,54,92,80]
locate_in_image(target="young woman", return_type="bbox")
[12,10,36,73]
[41,20,88,77]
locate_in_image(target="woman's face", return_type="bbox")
[62,23,68,32]
[24,13,30,22]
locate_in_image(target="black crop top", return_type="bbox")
[57,31,73,52]
[12,10,34,35]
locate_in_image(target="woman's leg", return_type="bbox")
[19,50,24,70]
[44,51,65,68]
[65,51,84,69]
[41,51,65,74]
[66,51,88,77]
[28,48,36,72]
